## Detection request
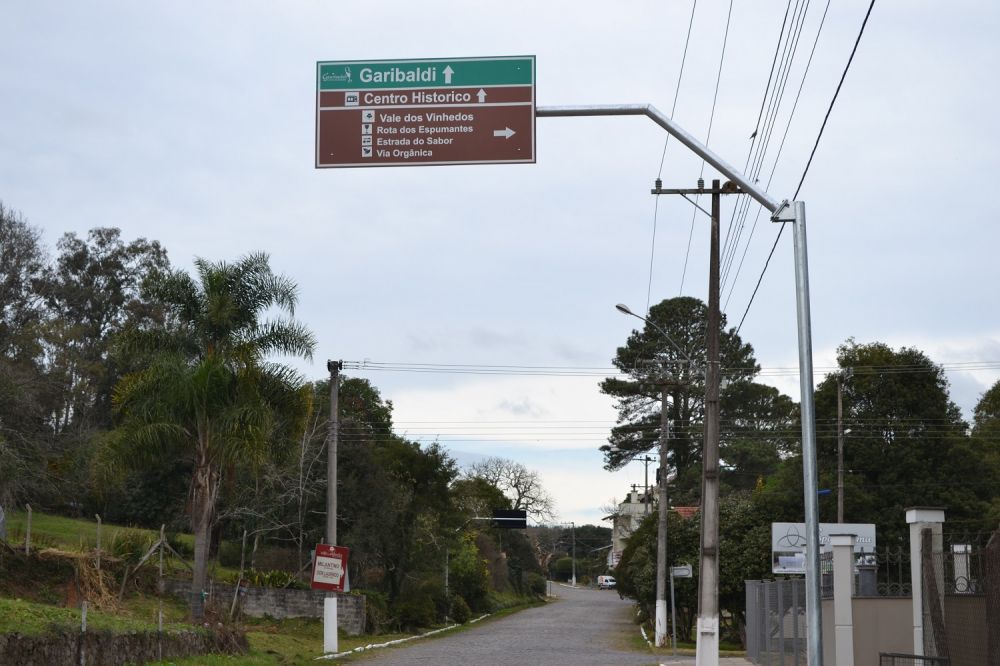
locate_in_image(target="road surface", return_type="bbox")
[353,584,748,665]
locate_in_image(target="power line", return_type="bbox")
[722,0,832,310]
[646,0,699,314]
[678,0,735,297]
[735,0,877,335]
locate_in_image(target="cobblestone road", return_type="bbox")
[354,584,750,665]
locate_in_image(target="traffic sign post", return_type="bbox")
[316,56,535,168]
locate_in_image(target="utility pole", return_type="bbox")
[651,178,732,664]
[655,380,670,647]
[324,359,342,654]
[837,375,844,524]
[640,456,654,515]
[697,179,723,664]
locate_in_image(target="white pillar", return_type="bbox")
[830,533,856,666]
[906,507,945,656]
[324,596,338,653]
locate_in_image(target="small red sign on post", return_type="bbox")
[311,544,350,592]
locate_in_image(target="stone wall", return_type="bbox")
[160,579,366,635]
[0,628,245,666]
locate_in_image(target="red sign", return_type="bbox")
[315,57,535,168]
[311,544,350,592]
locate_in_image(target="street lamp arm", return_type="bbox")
[615,304,697,369]
[536,104,782,212]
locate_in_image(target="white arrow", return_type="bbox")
[477,88,487,103]
[443,65,454,84]
[493,127,516,139]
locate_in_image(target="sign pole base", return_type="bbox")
[324,595,338,653]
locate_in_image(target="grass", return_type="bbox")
[0,597,195,636]
[3,510,246,579]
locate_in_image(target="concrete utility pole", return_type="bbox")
[696,180,723,664]
[324,359,342,654]
[837,376,845,523]
[649,179,731,663]
[655,381,670,647]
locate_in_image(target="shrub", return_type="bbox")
[230,568,307,590]
[393,590,436,630]
[106,528,155,563]
[361,590,390,633]
[525,572,547,596]
[450,594,471,624]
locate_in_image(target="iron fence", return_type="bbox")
[879,653,950,666]
[745,578,807,665]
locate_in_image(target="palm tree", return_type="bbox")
[105,253,315,617]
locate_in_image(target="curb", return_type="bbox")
[316,614,490,660]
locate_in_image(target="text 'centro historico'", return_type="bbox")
[315,56,535,168]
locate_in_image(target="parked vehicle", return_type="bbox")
[597,575,616,589]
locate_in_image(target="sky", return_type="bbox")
[2,1,999,527]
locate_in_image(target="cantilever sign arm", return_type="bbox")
[536,102,822,666]
[535,105,783,214]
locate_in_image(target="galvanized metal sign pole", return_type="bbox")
[536,104,824,666]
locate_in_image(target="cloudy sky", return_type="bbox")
[3,1,998,526]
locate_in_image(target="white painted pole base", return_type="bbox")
[654,599,667,647]
[324,596,338,653]
[695,616,719,666]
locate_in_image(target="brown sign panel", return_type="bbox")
[315,57,535,168]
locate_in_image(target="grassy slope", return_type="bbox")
[5,510,193,551]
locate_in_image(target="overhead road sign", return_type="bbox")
[492,509,527,529]
[316,56,535,168]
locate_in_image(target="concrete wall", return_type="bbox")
[0,628,245,666]
[160,580,366,635]
[822,596,912,666]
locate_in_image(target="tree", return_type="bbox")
[102,253,315,617]
[41,227,169,435]
[600,297,758,503]
[0,203,49,537]
[465,457,554,522]
[812,340,986,541]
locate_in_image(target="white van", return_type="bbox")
[597,575,616,589]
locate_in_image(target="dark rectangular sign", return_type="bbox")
[492,509,527,529]
[315,56,535,168]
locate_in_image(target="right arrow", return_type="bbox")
[492,127,516,139]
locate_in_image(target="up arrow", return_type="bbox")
[493,127,516,139]
[477,89,487,103]
[443,66,454,84]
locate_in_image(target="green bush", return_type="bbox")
[230,568,306,590]
[450,594,471,624]
[361,590,390,633]
[393,590,436,630]
[106,528,155,563]
[525,572,547,596]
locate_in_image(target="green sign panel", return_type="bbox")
[318,56,533,91]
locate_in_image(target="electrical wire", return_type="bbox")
[678,0,735,297]
[645,0,699,314]
[735,0,877,335]
[722,0,832,311]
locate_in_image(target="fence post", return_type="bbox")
[985,530,1000,666]
[830,534,857,666]
[79,600,87,666]
[906,507,945,657]
[25,504,32,555]
[94,514,101,571]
